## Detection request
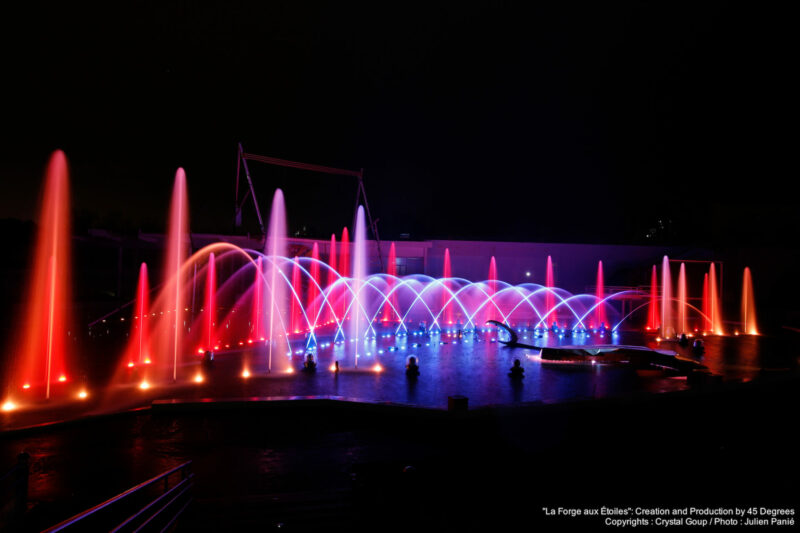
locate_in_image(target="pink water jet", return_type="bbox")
[201,253,217,351]
[381,242,397,322]
[660,256,673,338]
[709,263,724,335]
[351,206,367,365]
[161,168,190,382]
[7,151,74,401]
[265,189,288,372]
[595,260,607,329]
[130,263,151,365]
[326,234,337,324]
[308,243,320,328]
[251,257,265,340]
[443,247,453,325]
[545,256,555,327]
[702,273,712,332]
[339,227,350,321]
[647,265,659,331]
[741,267,758,335]
[677,262,687,335]
[487,256,497,323]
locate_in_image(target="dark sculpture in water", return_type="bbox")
[486,320,710,376]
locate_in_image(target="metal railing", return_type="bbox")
[44,461,193,532]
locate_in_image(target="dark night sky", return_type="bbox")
[0,2,795,245]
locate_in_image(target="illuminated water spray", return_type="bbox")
[647,265,659,331]
[545,255,555,327]
[709,263,724,335]
[165,169,189,382]
[677,262,687,335]
[352,206,367,366]
[266,189,287,372]
[133,263,150,364]
[660,256,673,338]
[443,247,452,325]
[202,253,216,351]
[381,242,397,322]
[487,256,497,323]
[741,267,758,335]
[326,234,337,325]
[8,151,73,400]
[595,260,607,328]
[702,273,711,332]
[308,243,320,329]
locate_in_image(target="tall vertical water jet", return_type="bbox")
[741,267,758,335]
[442,247,453,325]
[308,243,320,328]
[265,189,287,372]
[647,265,659,331]
[202,253,216,351]
[381,242,397,322]
[251,257,264,340]
[351,207,367,366]
[660,256,673,338]
[164,169,189,382]
[326,234,337,324]
[709,263,724,335]
[595,260,607,328]
[8,150,74,400]
[339,227,350,321]
[702,273,711,332]
[677,263,687,335]
[132,263,150,364]
[545,256,555,327]
[487,256,497,323]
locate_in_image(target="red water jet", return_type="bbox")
[131,263,151,364]
[339,227,350,320]
[741,267,758,335]
[487,256,497,323]
[308,243,320,328]
[8,150,74,400]
[709,263,724,335]
[647,265,659,331]
[252,256,265,340]
[595,260,608,329]
[327,234,337,324]
[702,273,711,332]
[381,242,397,322]
[545,255,555,327]
[201,253,217,351]
[160,168,190,381]
[443,247,453,325]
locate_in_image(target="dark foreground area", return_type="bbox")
[2,373,798,532]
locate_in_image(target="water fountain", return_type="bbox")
[677,262,687,335]
[5,150,74,403]
[709,263,724,335]
[661,256,673,338]
[647,265,659,331]
[741,267,758,335]
[595,260,607,329]
[5,150,772,417]
[265,189,288,372]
